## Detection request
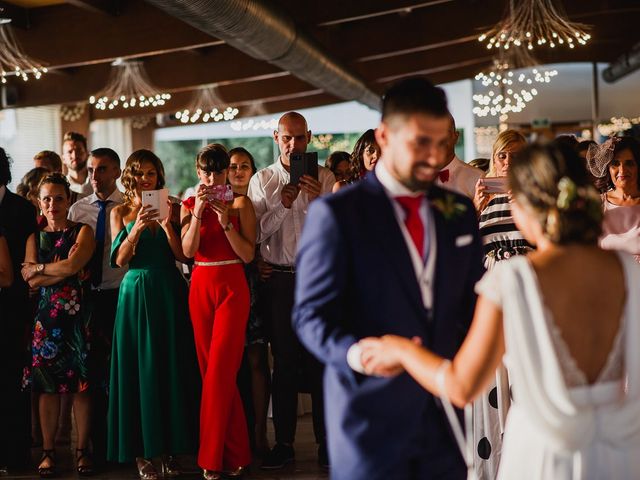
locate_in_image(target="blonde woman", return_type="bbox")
[470,130,530,479]
[108,150,199,479]
[474,130,531,268]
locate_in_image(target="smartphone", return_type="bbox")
[290,152,319,185]
[206,184,234,203]
[480,177,509,194]
[141,188,170,220]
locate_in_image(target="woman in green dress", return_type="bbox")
[108,150,200,480]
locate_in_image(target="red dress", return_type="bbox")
[183,196,251,471]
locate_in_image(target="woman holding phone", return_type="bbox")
[470,130,530,479]
[108,150,199,480]
[181,144,256,480]
[474,129,530,268]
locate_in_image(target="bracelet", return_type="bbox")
[126,234,138,254]
[192,212,202,220]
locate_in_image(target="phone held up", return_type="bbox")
[141,188,170,221]
[479,177,509,194]
[290,152,319,186]
[206,184,234,203]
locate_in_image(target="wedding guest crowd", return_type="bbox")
[1,75,640,480]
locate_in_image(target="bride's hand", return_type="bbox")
[360,335,414,377]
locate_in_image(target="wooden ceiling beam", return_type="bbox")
[11,0,218,67]
[10,45,287,107]
[65,0,120,16]
[0,1,29,29]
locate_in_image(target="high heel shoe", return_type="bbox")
[223,466,245,478]
[38,449,57,479]
[75,448,94,477]
[202,470,221,480]
[136,458,158,480]
[161,455,181,477]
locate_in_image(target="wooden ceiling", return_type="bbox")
[0,0,639,123]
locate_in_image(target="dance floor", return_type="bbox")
[3,415,328,480]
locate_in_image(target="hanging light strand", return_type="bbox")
[472,50,558,120]
[0,20,48,84]
[478,0,591,51]
[175,86,239,124]
[89,59,171,110]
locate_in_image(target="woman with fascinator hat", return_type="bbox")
[587,136,640,261]
[359,143,640,480]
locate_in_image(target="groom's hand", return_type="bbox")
[359,337,405,377]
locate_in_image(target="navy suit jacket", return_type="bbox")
[293,172,484,480]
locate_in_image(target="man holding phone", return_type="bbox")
[248,112,335,470]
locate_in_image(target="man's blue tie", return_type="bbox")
[91,200,108,287]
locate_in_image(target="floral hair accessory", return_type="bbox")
[555,176,602,218]
[586,136,621,178]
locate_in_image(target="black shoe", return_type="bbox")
[260,444,294,470]
[318,443,329,470]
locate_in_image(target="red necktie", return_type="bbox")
[396,195,425,258]
[438,169,450,183]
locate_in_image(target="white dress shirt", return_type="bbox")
[67,174,93,196]
[347,160,437,374]
[68,188,127,290]
[436,156,484,199]
[248,157,336,266]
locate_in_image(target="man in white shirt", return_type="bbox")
[248,112,335,470]
[435,114,484,199]
[67,147,125,467]
[62,131,93,197]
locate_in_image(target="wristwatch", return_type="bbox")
[223,221,234,232]
[36,263,45,274]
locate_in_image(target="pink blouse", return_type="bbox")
[600,197,640,260]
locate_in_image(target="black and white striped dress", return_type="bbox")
[474,193,532,479]
[479,194,532,269]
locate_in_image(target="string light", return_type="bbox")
[472,51,558,120]
[597,116,640,136]
[175,86,239,124]
[0,18,47,84]
[89,59,171,111]
[230,118,278,132]
[478,0,591,52]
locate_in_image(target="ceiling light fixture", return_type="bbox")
[478,0,591,51]
[0,18,47,84]
[175,86,239,124]
[472,50,558,121]
[89,59,171,110]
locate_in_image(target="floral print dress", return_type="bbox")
[23,223,91,394]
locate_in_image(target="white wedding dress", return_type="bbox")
[475,252,640,480]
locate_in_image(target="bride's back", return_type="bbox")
[529,245,626,384]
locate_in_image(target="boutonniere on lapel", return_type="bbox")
[431,193,467,221]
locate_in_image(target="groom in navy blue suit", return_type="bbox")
[293,78,484,479]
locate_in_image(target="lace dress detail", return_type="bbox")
[543,307,625,387]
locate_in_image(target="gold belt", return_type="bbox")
[194,259,242,266]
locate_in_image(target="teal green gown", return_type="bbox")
[107,222,200,462]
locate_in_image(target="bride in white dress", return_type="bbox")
[359,143,640,480]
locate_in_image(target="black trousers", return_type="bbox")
[87,288,119,466]
[261,271,325,446]
[0,298,31,469]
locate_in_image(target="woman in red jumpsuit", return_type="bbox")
[180,144,256,480]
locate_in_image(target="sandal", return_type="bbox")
[76,448,94,477]
[38,449,57,479]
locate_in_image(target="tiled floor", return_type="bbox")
[2,415,328,480]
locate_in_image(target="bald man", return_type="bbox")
[435,115,484,199]
[248,112,335,469]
